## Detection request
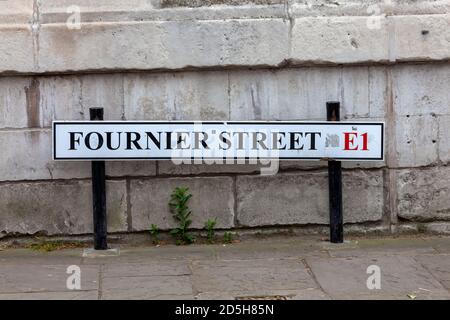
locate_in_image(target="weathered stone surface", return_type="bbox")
[393,14,450,62]
[31,0,450,25]
[101,275,193,300]
[0,180,127,236]
[306,255,450,299]
[0,0,33,25]
[2,2,450,74]
[103,261,191,277]
[39,76,84,127]
[397,167,450,221]
[191,259,318,295]
[229,66,387,121]
[124,71,229,121]
[130,176,235,230]
[290,16,389,64]
[393,64,450,116]
[395,223,420,235]
[160,0,283,7]
[39,75,124,127]
[290,0,450,17]
[0,264,99,294]
[424,236,450,254]
[368,66,388,118]
[0,78,30,129]
[0,26,34,73]
[37,19,289,72]
[236,170,384,227]
[80,74,125,120]
[39,0,287,24]
[420,222,450,235]
[416,254,450,290]
[438,115,450,164]
[394,114,438,167]
[229,68,340,121]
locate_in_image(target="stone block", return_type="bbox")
[101,275,193,299]
[0,77,30,129]
[236,170,384,227]
[0,180,127,237]
[0,25,34,73]
[397,167,450,221]
[0,0,34,25]
[438,115,450,164]
[368,66,388,119]
[393,14,450,62]
[39,76,84,128]
[290,16,389,64]
[80,74,125,120]
[124,71,229,121]
[37,19,289,72]
[39,74,124,127]
[229,68,340,121]
[0,264,99,294]
[420,222,450,235]
[191,259,317,295]
[392,64,450,116]
[306,255,450,299]
[394,114,438,167]
[130,176,235,230]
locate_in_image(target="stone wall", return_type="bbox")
[0,0,449,238]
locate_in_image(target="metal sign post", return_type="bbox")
[327,102,343,243]
[89,108,108,250]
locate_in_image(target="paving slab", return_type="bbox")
[191,259,318,297]
[103,261,191,277]
[423,237,450,254]
[101,275,193,300]
[306,255,450,300]
[0,264,99,294]
[415,254,450,291]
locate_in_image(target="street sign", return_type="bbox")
[53,121,384,161]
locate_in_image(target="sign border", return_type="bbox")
[52,121,384,161]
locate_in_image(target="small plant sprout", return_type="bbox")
[150,224,160,245]
[223,231,233,244]
[169,187,195,245]
[205,218,217,244]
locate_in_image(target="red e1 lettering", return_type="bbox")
[343,132,368,151]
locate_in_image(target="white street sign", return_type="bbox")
[53,121,384,161]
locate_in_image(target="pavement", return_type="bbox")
[0,235,449,300]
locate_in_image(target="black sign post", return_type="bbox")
[327,102,344,243]
[90,108,108,250]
